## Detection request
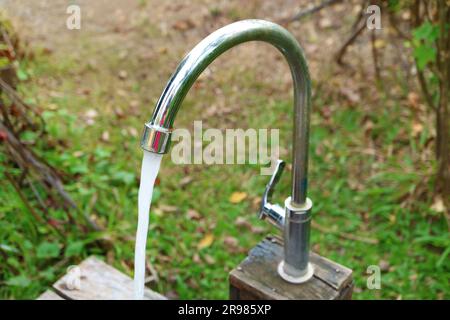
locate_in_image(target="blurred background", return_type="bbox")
[0,0,448,299]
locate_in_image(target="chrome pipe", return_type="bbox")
[141,19,313,283]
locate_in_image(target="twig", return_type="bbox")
[312,221,379,244]
[335,0,368,65]
[0,122,77,211]
[417,69,436,111]
[0,26,16,60]
[387,10,410,40]
[335,21,366,65]
[5,171,45,224]
[287,0,342,23]
[370,30,381,82]
[0,77,45,135]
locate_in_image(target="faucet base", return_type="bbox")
[229,235,354,300]
[277,261,314,284]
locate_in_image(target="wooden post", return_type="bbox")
[229,235,353,300]
[37,256,166,300]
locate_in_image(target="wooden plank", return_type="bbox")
[37,290,64,300]
[229,235,353,300]
[52,256,166,300]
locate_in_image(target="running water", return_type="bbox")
[134,151,163,299]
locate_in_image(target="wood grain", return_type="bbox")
[37,256,166,300]
[37,290,64,300]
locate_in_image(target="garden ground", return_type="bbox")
[0,0,448,299]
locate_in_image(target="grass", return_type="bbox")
[1,33,449,300]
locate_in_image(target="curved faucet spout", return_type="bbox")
[141,19,311,206]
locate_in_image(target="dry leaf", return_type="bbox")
[173,19,195,31]
[118,70,128,79]
[235,217,251,229]
[340,87,361,104]
[407,92,420,108]
[101,131,110,142]
[319,17,332,28]
[204,254,216,265]
[197,233,214,250]
[252,197,261,210]
[379,260,390,272]
[193,253,201,264]
[84,109,98,126]
[229,192,247,204]
[180,176,193,187]
[412,122,423,137]
[223,236,238,248]
[186,209,201,220]
[128,127,138,137]
[158,204,178,213]
[431,197,446,213]
[250,226,265,234]
[374,39,386,49]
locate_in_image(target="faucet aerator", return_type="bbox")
[141,123,172,154]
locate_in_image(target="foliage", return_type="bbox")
[0,2,449,300]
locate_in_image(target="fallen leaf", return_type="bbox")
[118,70,128,79]
[197,233,214,250]
[374,39,386,49]
[173,19,195,31]
[412,121,423,137]
[101,131,110,142]
[407,92,420,108]
[340,87,361,104]
[319,17,333,28]
[158,204,178,213]
[250,226,265,234]
[193,253,201,264]
[0,130,8,141]
[130,100,140,108]
[114,108,125,119]
[204,254,216,265]
[229,192,247,204]
[431,197,445,213]
[158,47,167,54]
[128,127,138,137]
[186,209,201,220]
[223,236,238,248]
[187,278,199,289]
[116,89,128,97]
[179,176,193,187]
[379,260,390,272]
[235,217,251,229]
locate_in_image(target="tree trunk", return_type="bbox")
[435,0,450,211]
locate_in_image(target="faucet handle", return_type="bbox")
[258,160,286,229]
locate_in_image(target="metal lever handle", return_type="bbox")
[258,160,286,229]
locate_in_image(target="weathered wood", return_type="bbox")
[37,290,64,300]
[229,235,353,300]
[39,256,166,300]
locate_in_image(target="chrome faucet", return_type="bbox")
[141,20,314,283]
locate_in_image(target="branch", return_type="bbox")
[286,0,343,23]
[335,19,366,65]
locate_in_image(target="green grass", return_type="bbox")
[1,42,449,300]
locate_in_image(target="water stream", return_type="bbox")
[133,151,163,299]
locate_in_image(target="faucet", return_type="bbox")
[141,19,314,283]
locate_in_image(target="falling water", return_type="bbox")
[134,151,163,299]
